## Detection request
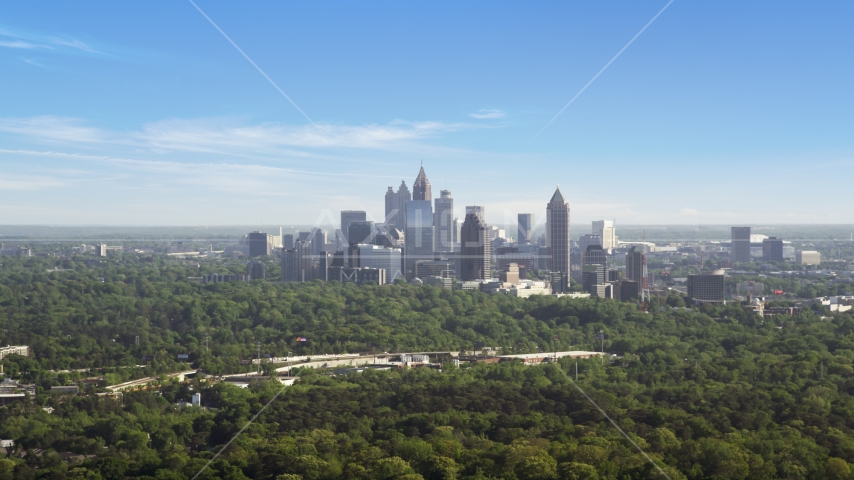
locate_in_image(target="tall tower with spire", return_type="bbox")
[546,186,570,291]
[413,164,432,201]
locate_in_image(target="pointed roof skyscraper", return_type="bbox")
[546,185,570,291]
[549,185,565,204]
[413,165,432,201]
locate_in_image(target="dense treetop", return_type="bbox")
[2,255,854,479]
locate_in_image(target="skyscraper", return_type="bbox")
[546,187,570,291]
[282,234,294,250]
[592,220,617,252]
[582,245,606,267]
[731,227,751,263]
[348,221,375,246]
[466,205,485,220]
[452,217,461,247]
[434,190,454,252]
[404,199,434,279]
[762,237,784,262]
[309,228,327,256]
[282,240,313,282]
[517,214,533,245]
[460,207,491,280]
[341,211,367,245]
[384,181,410,231]
[347,220,376,267]
[625,246,647,289]
[248,231,271,257]
[413,165,432,201]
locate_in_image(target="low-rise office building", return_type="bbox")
[796,250,821,265]
[687,270,726,304]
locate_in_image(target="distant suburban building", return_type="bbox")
[96,243,108,257]
[51,386,79,394]
[203,273,249,283]
[796,250,821,265]
[731,227,751,263]
[0,245,32,257]
[0,345,29,360]
[762,237,784,262]
[736,281,764,297]
[687,270,726,304]
[247,261,266,280]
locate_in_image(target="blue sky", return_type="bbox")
[1,1,852,229]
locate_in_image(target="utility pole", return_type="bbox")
[256,341,261,376]
[575,361,578,381]
[553,335,558,362]
[205,334,209,353]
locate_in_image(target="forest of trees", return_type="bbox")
[3,255,854,478]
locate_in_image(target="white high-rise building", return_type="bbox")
[592,220,617,252]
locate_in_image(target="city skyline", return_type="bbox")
[2,1,853,225]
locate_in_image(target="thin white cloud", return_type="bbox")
[0,40,38,49]
[469,109,506,119]
[0,116,109,144]
[679,208,699,216]
[0,149,406,182]
[0,116,474,155]
[0,173,67,191]
[21,58,46,68]
[0,28,99,54]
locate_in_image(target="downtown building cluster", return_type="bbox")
[268,166,569,292]
[272,165,645,299]
[232,166,834,306]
